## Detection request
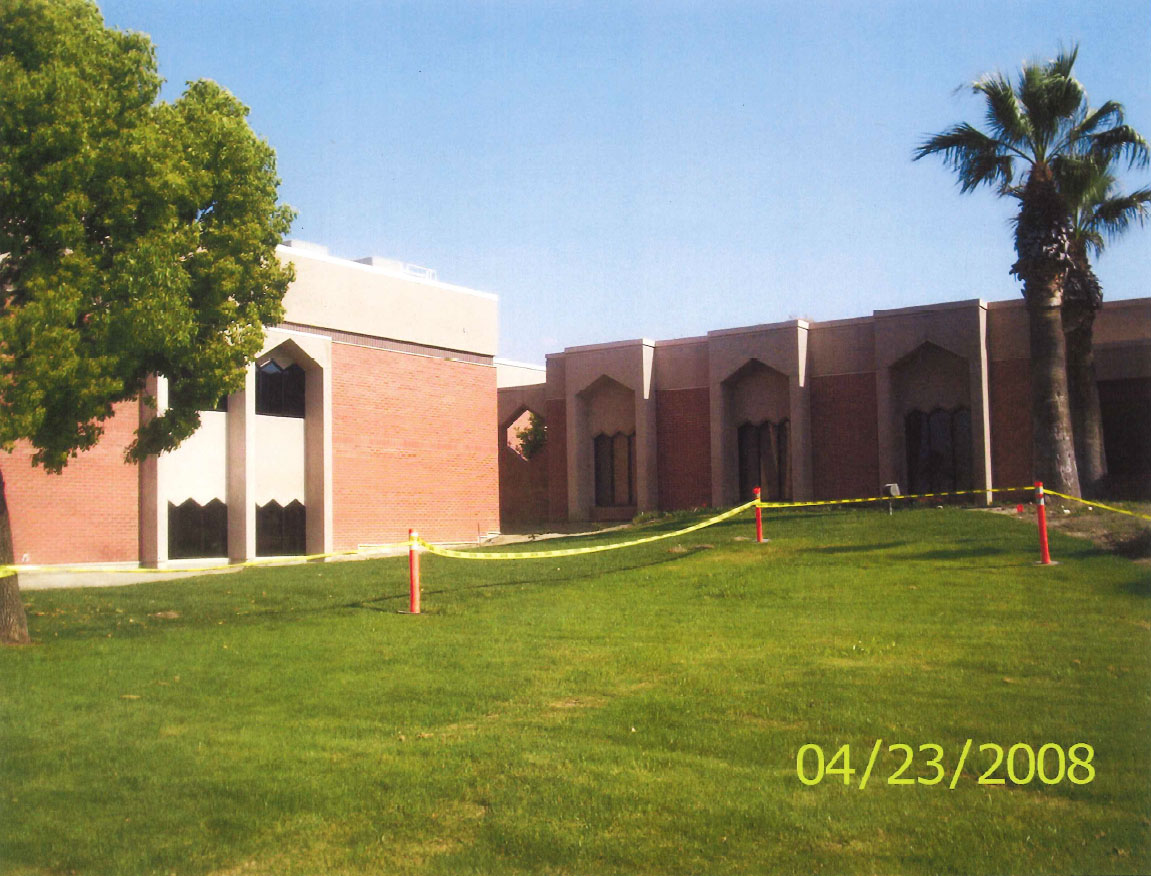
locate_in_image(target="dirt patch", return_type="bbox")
[984,501,1151,560]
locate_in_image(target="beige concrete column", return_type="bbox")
[708,377,730,508]
[972,303,993,501]
[788,376,812,501]
[227,366,256,563]
[789,325,813,501]
[305,362,333,555]
[635,342,658,512]
[566,392,590,522]
[138,375,168,568]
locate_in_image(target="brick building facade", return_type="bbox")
[4,242,500,567]
[498,297,1151,525]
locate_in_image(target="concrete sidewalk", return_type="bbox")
[19,565,246,590]
[16,525,627,590]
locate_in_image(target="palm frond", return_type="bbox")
[1078,228,1106,257]
[1051,154,1110,208]
[1072,100,1124,139]
[1090,187,1151,244]
[1048,44,1079,79]
[914,123,1014,192]
[1018,55,1085,155]
[1089,125,1151,169]
[973,73,1030,147]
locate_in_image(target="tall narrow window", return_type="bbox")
[594,434,614,507]
[256,361,306,417]
[905,406,972,495]
[737,419,791,501]
[593,432,636,507]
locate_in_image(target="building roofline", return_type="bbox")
[494,357,547,371]
[707,318,810,338]
[873,298,985,318]
[562,338,655,354]
[276,243,498,302]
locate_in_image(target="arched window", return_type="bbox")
[737,419,791,501]
[593,431,636,507]
[256,360,306,418]
[905,406,973,495]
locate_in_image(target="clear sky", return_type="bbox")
[98,0,1150,365]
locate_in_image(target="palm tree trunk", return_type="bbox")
[0,468,31,645]
[1027,294,1081,497]
[1065,309,1107,495]
[1013,164,1081,498]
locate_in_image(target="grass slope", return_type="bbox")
[2,507,1149,875]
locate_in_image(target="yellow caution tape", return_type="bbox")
[7,484,1142,576]
[415,500,759,560]
[754,485,1034,509]
[1045,491,1151,522]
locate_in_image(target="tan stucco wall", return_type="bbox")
[277,244,498,356]
[652,338,709,390]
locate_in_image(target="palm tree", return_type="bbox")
[914,46,1146,497]
[1055,157,1150,494]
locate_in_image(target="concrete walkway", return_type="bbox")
[20,564,246,590]
[17,526,627,590]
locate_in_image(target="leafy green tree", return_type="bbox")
[1055,156,1150,493]
[914,46,1146,498]
[514,412,548,460]
[1,0,294,644]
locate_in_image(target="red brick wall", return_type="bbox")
[498,443,550,529]
[4,402,141,564]
[330,344,498,546]
[546,398,568,522]
[809,373,879,500]
[988,359,1033,490]
[655,388,711,509]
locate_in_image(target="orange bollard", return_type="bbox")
[754,486,764,544]
[408,528,421,613]
[1034,482,1052,565]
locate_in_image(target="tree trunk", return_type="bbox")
[1064,309,1107,495]
[1012,164,1081,498]
[0,468,31,645]
[1062,250,1107,497]
[1027,295,1081,497]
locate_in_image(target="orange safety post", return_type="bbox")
[754,486,764,544]
[408,528,421,613]
[1034,482,1052,565]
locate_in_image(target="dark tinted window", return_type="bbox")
[256,500,307,556]
[593,432,636,507]
[737,419,791,501]
[168,499,228,559]
[256,361,306,418]
[905,407,972,495]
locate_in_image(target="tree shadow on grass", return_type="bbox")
[1121,574,1151,597]
[808,542,906,555]
[347,552,697,613]
[903,545,1019,562]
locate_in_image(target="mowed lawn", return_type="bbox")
[2,507,1150,875]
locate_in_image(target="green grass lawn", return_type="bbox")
[3,507,1150,875]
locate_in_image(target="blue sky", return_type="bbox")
[99,1,1150,364]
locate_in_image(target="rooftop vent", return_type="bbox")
[282,239,330,256]
[355,256,437,281]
